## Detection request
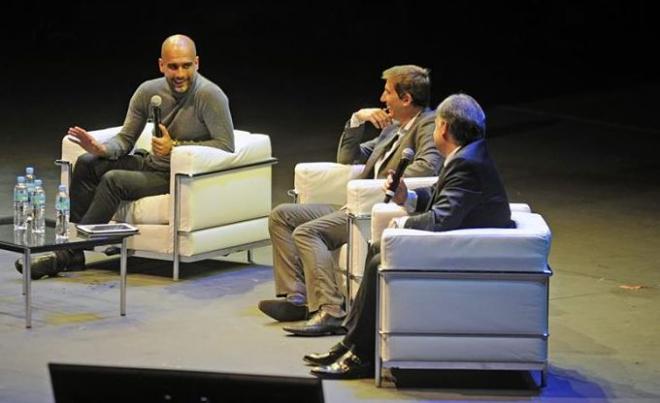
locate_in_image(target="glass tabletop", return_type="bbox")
[0,223,135,254]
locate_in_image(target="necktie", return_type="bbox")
[374,129,402,178]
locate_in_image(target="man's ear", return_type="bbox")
[437,119,448,137]
[442,130,451,142]
[401,92,413,106]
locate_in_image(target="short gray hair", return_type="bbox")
[437,93,486,145]
[382,65,431,108]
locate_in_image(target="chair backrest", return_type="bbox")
[294,163,364,205]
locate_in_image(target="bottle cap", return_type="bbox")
[58,184,67,192]
[26,167,34,175]
[17,176,25,183]
[35,179,43,186]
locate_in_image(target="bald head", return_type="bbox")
[159,34,199,93]
[161,34,197,59]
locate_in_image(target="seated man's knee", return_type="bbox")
[364,253,381,279]
[73,153,100,176]
[75,153,100,167]
[269,203,301,230]
[292,223,316,244]
[269,204,288,233]
[98,170,127,193]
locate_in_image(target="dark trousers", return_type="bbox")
[342,242,381,362]
[70,153,169,224]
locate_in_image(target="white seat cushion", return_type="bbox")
[114,195,170,225]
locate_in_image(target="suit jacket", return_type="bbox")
[405,139,513,231]
[336,109,442,179]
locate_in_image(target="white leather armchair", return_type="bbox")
[371,204,553,387]
[59,123,276,280]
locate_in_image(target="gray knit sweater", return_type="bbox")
[104,73,234,171]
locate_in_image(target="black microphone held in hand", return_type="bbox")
[150,95,162,138]
[384,147,415,203]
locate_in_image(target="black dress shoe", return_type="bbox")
[303,342,349,366]
[15,249,86,280]
[258,299,308,322]
[310,351,373,379]
[283,311,346,336]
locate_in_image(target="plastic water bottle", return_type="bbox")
[25,166,36,206]
[13,176,29,230]
[55,184,70,239]
[32,179,46,234]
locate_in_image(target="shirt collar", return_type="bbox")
[443,145,462,167]
[400,111,421,132]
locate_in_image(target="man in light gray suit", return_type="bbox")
[260,65,443,336]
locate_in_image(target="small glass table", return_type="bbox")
[0,223,135,328]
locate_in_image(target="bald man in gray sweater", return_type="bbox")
[16,34,235,279]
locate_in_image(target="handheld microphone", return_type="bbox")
[150,95,162,138]
[384,147,415,203]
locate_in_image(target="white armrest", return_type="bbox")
[367,199,532,239]
[346,176,437,216]
[294,162,364,205]
[510,203,532,213]
[371,202,408,243]
[170,130,270,177]
[380,211,552,272]
[171,131,273,232]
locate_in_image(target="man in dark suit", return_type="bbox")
[259,66,443,336]
[305,93,513,379]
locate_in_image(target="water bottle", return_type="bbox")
[13,176,29,230]
[25,166,36,207]
[32,179,46,234]
[25,167,34,219]
[55,184,70,239]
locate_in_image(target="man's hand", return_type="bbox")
[67,126,107,156]
[151,124,174,157]
[355,108,393,129]
[388,216,408,229]
[383,169,408,205]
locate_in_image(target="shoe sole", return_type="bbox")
[303,357,342,366]
[309,369,373,379]
[283,327,347,337]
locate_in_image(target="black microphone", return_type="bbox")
[150,95,162,138]
[384,147,415,203]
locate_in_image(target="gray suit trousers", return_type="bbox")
[268,203,349,313]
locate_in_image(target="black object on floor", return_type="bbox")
[49,363,325,403]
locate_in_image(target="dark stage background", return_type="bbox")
[2,1,659,204]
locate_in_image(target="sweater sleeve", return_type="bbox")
[103,85,149,159]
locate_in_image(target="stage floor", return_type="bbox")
[1,83,659,402]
